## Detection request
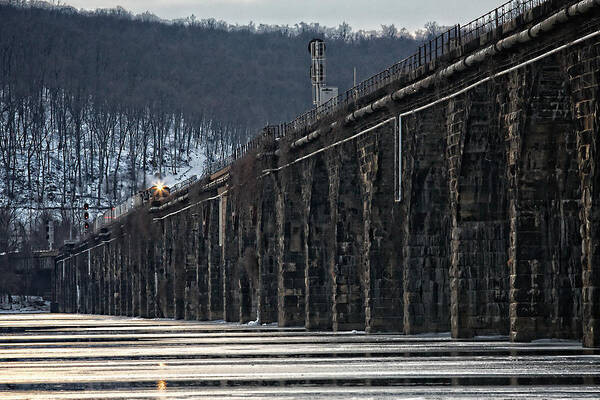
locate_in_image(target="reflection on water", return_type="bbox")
[157,362,167,391]
[1,314,599,398]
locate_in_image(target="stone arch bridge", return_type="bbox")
[55,0,600,347]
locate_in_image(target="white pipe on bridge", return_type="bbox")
[386,0,600,113]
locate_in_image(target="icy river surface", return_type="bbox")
[0,314,599,399]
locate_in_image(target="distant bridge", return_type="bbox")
[55,0,600,348]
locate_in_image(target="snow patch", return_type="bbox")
[145,148,207,188]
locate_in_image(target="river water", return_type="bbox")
[0,314,599,399]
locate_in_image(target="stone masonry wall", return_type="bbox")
[55,6,600,347]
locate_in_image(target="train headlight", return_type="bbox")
[153,181,165,194]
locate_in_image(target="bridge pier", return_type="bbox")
[302,157,334,330]
[173,215,186,320]
[569,41,600,348]
[166,219,176,318]
[124,237,133,317]
[89,249,96,314]
[120,238,127,316]
[223,193,241,322]
[239,197,259,324]
[137,240,147,318]
[130,237,140,317]
[106,243,115,316]
[115,240,123,316]
[505,57,582,342]
[146,237,157,318]
[101,245,115,315]
[184,212,200,320]
[256,171,279,324]
[402,107,451,335]
[207,198,223,320]
[154,221,165,318]
[276,168,307,327]
[196,204,210,320]
[357,124,403,333]
[331,147,366,332]
[114,240,121,316]
[447,86,509,339]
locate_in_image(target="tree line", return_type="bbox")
[0,0,434,252]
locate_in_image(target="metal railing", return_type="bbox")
[460,0,547,43]
[170,175,197,195]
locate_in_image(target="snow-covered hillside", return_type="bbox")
[0,89,222,251]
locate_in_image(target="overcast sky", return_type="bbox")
[64,0,505,32]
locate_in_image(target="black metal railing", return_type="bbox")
[460,0,546,43]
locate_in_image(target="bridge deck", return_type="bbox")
[0,314,599,399]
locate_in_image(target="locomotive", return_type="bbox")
[148,182,171,207]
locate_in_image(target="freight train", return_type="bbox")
[91,176,196,234]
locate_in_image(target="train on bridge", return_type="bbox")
[90,176,194,234]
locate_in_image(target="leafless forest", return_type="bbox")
[0,0,440,252]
